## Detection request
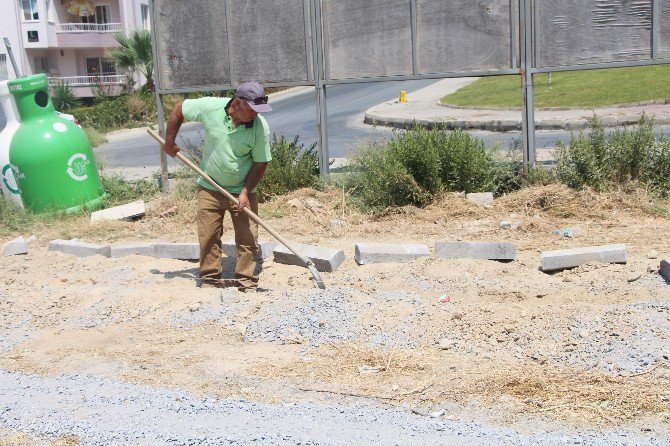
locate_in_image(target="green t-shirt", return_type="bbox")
[181,97,272,194]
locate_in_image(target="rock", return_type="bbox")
[188,303,202,312]
[159,206,178,218]
[627,272,643,283]
[304,198,324,211]
[466,192,494,205]
[647,250,659,259]
[451,312,464,320]
[329,219,343,228]
[438,339,455,350]
[287,198,303,208]
[647,265,658,274]
[499,221,512,229]
[26,235,36,244]
[579,330,589,338]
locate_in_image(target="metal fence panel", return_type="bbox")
[538,0,653,68]
[661,0,670,58]
[229,0,312,84]
[416,0,514,73]
[154,0,231,90]
[153,0,312,91]
[323,0,413,79]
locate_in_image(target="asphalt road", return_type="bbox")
[91,80,592,177]
[3,81,668,178]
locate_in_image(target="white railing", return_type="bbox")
[55,22,122,33]
[48,75,126,87]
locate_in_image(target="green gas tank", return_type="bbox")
[8,74,104,213]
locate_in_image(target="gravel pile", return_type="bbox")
[1,369,666,446]
[245,287,362,346]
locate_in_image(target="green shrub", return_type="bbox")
[71,96,129,130]
[51,81,81,112]
[388,128,442,194]
[435,129,496,193]
[555,114,670,195]
[347,140,428,212]
[256,135,320,202]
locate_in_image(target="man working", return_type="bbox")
[162,81,272,290]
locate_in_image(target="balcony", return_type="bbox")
[48,75,126,87]
[55,23,122,33]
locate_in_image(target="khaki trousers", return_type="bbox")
[196,187,259,287]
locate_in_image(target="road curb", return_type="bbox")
[364,112,670,132]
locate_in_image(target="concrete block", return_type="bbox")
[466,192,494,205]
[90,200,145,223]
[541,244,627,272]
[153,243,199,260]
[354,243,430,265]
[111,243,156,258]
[48,239,111,258]
[3,236,28,256]
[221,240,278,259]
[273,242,345,272]
[435,241,516,261]
[660,259,670,282]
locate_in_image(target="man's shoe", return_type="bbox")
[197,278,224,289]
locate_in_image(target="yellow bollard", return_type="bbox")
[399,90,407,103]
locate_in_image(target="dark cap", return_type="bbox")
[235,81,272,113]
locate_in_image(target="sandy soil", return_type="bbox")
[1,184,669,443]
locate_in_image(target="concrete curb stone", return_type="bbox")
[354,243,430,265]
[2,237,28,256]
[435,241,516,261]
[541,244,627,272]
[48,239,111,258]
[273,243,345,272]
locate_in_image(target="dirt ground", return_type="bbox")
[1,184,670,444]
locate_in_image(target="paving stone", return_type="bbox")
[273,242,345,272]
[48,239,111,258]
[111,243,156,258]
[90,200,145,223]
[660,259,670,282]
[354,243,430,265]
[541,244,627,272]
[466,192,494,205]
[435,241,516,261]
[153,243,199,260]
[221,240,277,259]
[2,236,28,256]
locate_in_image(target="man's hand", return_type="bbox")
[235,190,251,214]
[162,140,180,157]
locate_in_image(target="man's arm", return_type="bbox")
[163,101,184,157]
[236,162,269,212]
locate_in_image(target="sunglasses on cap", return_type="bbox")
[251,96,268,105]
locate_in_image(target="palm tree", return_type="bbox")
[106,29,154,92]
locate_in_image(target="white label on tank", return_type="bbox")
[52,122,68,133]
[2,164,21,194]
[66,153,90,181]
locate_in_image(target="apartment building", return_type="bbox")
[0,0,151,97]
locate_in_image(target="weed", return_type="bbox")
[83,126,107,147]
[256,135,320,202]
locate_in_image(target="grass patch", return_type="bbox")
[83,126,107,147]
[101,174,160,207]
[442,65,670,108]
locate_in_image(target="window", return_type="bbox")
[141,4,150,30]
[20,0,39,20]
[27,30,39,42]
[81,5,111,25]
[86,57,116,77]
[34,57,48,73]
[0,55,7,81]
